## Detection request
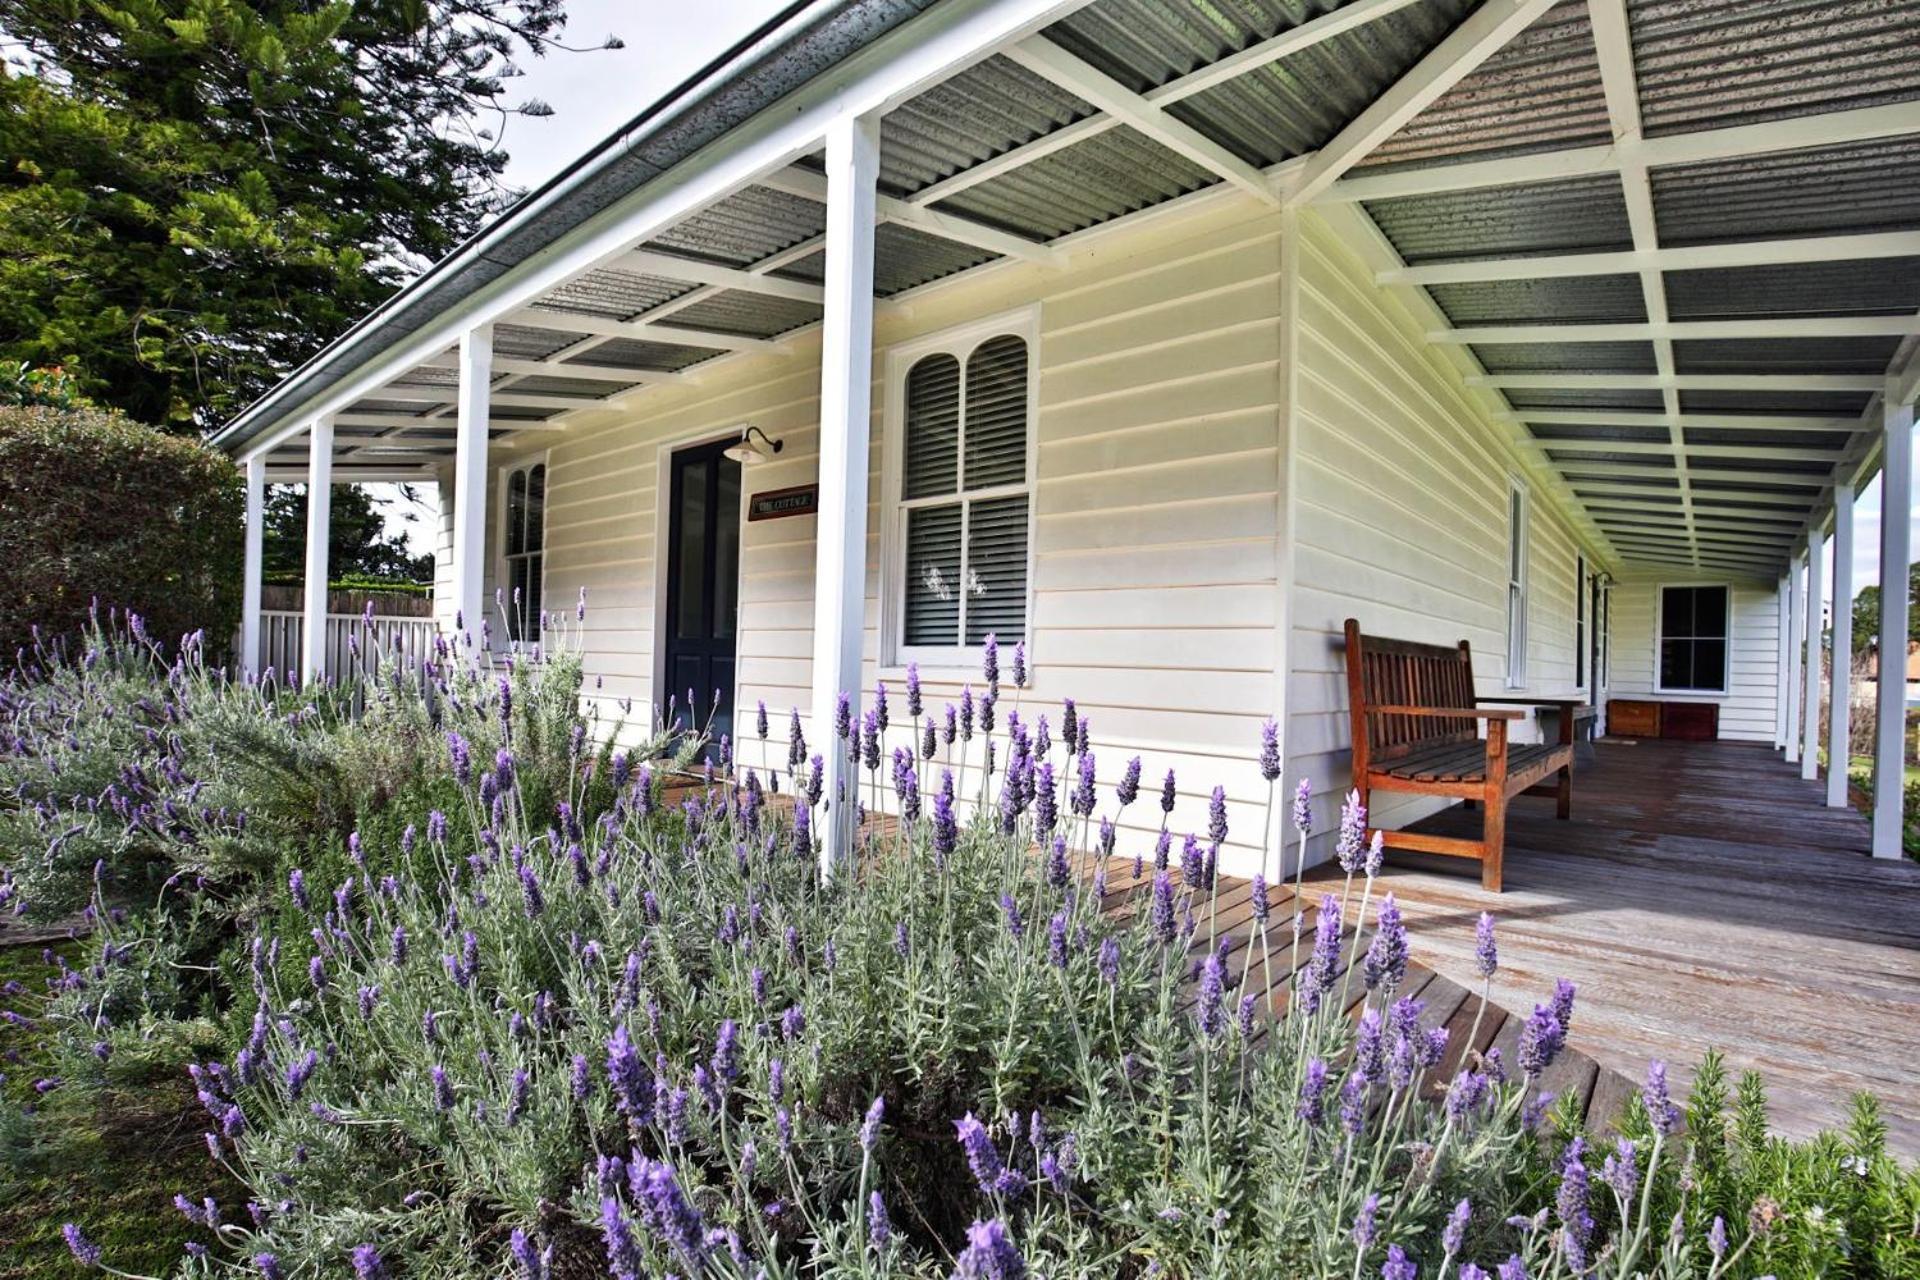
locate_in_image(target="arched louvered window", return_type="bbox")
[501,460,546,643]
[890,321,1034,661]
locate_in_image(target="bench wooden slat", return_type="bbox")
[1345,618,1576,892]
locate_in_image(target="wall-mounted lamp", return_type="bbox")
[724,426,785,465]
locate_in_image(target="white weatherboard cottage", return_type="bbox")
[214,0,1920,879]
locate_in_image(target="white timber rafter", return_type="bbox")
[1383,230,1920,286]
[999,36,1278,205]
[756,165,1062,264]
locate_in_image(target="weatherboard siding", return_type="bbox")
[522,200,1287,875]
[1284,213,1600,864]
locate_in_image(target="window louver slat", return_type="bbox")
[904,505,962,646]
[965,494,1027,645]
[964,336,1027,491]
[904,353,960,500]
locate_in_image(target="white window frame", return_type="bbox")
[879,304,1040,674]
[1653,580,1734,697]
[495,451,550,645]
[1504,478,1529,689]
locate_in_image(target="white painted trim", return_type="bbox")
[812,110,882,876]
[1650,580,1735,697]
[1505,475,1530,688]
[1318,100,1920,203]
[241,455,266,676]
[1873,400,1913,857]
[1827,484,1855,805]
[1774,573,1791,750]
[1435,316,1920,344]
[1382,230,1920,286]
[1784,555,1805,759]
[1468,373,1883,393]
[759,166,1062,265]
[1508,410,1861,433]
[302,418,334,682]
[451,325,494,638]
[619,250,825,303]
[878,303,1041,674]
[1801,531,1824,778]
[503,307,779,354]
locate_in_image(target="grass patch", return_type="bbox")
[0,942,234,1279]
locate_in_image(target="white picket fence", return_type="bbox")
[254,610,438,684]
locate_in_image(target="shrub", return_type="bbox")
[3,618,1916,1278]
[0,405,244,662]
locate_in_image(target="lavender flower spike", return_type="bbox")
[860,1095,886,1153]
[63,1224,101,1269]
[954,1218,1026,1280]
[1642,1060,1679,1137]
[1291,776,1312,834]
[1475,912,1499,980]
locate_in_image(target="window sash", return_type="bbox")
[502,462,546,643]
[894,328,1032,659]
[1657,585,1729,692]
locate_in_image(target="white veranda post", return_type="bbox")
[241,452,266,676]
[1873,399,1914,858]
[1773,574,1791,751]
[809,111,881,878]
[1827,485,1855,808]
[452,323,494,641]
[301,418,334,683]
[1785,548,1804,764]
[1801,529,1824,781]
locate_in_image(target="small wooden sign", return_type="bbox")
[748,483,818,522]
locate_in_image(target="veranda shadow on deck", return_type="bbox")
[1304,738,1920,1156]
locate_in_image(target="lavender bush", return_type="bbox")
[5,611,1911,1278]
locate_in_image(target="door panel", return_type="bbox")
[663,440,742,757]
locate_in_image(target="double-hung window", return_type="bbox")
[1657,584,1729,694]
[888,315,1035,665]
[501,460,546,643]
[1505,481,1529,688]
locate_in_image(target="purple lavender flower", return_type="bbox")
[712,1019,741,1085]
[1556,1137,1594,1270]
[1351,1192,1380,1248]
[1250,873,1269,926]
[955,1112,1007,1195]
[1643,1060,1679,1136]
[869,1191,892,1251]
[1475,913,1498,980]
[1498,1259,1529,1280]
[1048,911,1070,968]
[1181,833,1204,888]
[893,921,910,959]
[953,1217,1025,1280]
[631,1159,708,1268]
[510,1228,545,1279]
[982,634,1000,697]
[1291,777,1312,834]
[1117,755,1141,807]
[351,1244,389,1280]
[1550,978,1577,1034]
[1160,768,1177,815]
[1208,785,1228,845]
[960,687,975,740]
[1708,1215,1728,1258]
[431,1063,454,1111]
[1149,871,1176,945]
[286,1049,317,1099]
[447,731,472,786]
[607,1025,653,1122]
[1602,1136,1639,1204]
[1300,894,1342,1013]
[1012,641,1027,688]
[1258,718,1281,782]
[790,708,809,771]
[1336,789,1366,873]
[600,1197,643,1280]
[1362,894,1408,995]
[1382,1246,1416,1280]
[288,868,309,911]
[62,1224,100,1269]
[1444,1198,1471,1257]
[932,779,958,861]
[1097,936,1121,985]
[255,1255,285,1280]
[1196,951,1226,1039]
[1517,1005,1565,1078]
[860,1095,885,1152]
[874,680,890,734]
[1299,1057,1331,1126]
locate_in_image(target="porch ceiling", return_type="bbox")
[246,0,1920,576]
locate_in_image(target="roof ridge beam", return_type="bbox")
[1002,35,1279,205]
[1284,0,1561,206]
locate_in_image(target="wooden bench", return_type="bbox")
[1343,619,1579,892]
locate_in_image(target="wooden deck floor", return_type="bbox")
[1305,738,1920,1155]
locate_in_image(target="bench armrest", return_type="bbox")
[1366,704,1525,721]
[1475,695,1582,710]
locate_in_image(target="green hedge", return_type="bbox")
[0,405,243,660]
